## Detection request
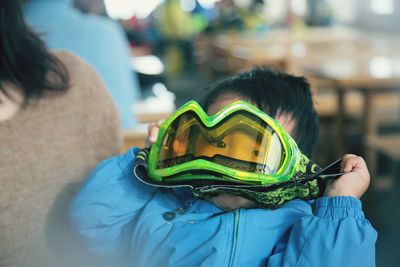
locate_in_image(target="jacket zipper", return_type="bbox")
[228,209,241,267]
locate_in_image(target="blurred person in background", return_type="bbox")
[305,0,333,26]
[0,1,120,266]
[205,0,244,32]
[23,0,141,129]
[205,0,266,33]
[154,0,199,75]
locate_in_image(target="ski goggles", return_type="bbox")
[134,100,343,209]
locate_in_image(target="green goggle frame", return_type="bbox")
[134,100,343,209]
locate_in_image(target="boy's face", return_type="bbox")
[204,92,297,210]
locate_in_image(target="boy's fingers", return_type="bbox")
[150,129,159,143]
[340,154,354,172]
[326,154,370,198]
[147,120,163,144]
[341,154,365,172]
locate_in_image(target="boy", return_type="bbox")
[70,68,376,266]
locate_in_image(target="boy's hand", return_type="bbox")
[145,121,162,147]
[324,154,370,198]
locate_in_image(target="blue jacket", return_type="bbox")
[69,147,377,267]
[24,0,141,129]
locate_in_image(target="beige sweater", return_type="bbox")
[0,51,121,267]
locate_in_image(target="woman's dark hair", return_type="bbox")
[0,1,69,103]
[200,68,319,157]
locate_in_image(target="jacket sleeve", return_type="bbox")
[69,147,156,261]
[267,197,377,267]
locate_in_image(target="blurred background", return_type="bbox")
[23,0,400,265]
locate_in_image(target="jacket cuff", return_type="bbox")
[315,196,364,220]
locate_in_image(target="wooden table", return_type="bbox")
[366,135,400,160]
[123,98,174,152]
[302,56,400,155]
[207,26,363,74]
[365,134,400,180]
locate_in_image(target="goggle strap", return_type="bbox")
[192,176,324,209]
[308,158,344,180]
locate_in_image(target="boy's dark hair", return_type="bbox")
[1,1,69,104]
[200,68,319,157]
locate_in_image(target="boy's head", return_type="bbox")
[200,68,319,157]
[141,68,321,210]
